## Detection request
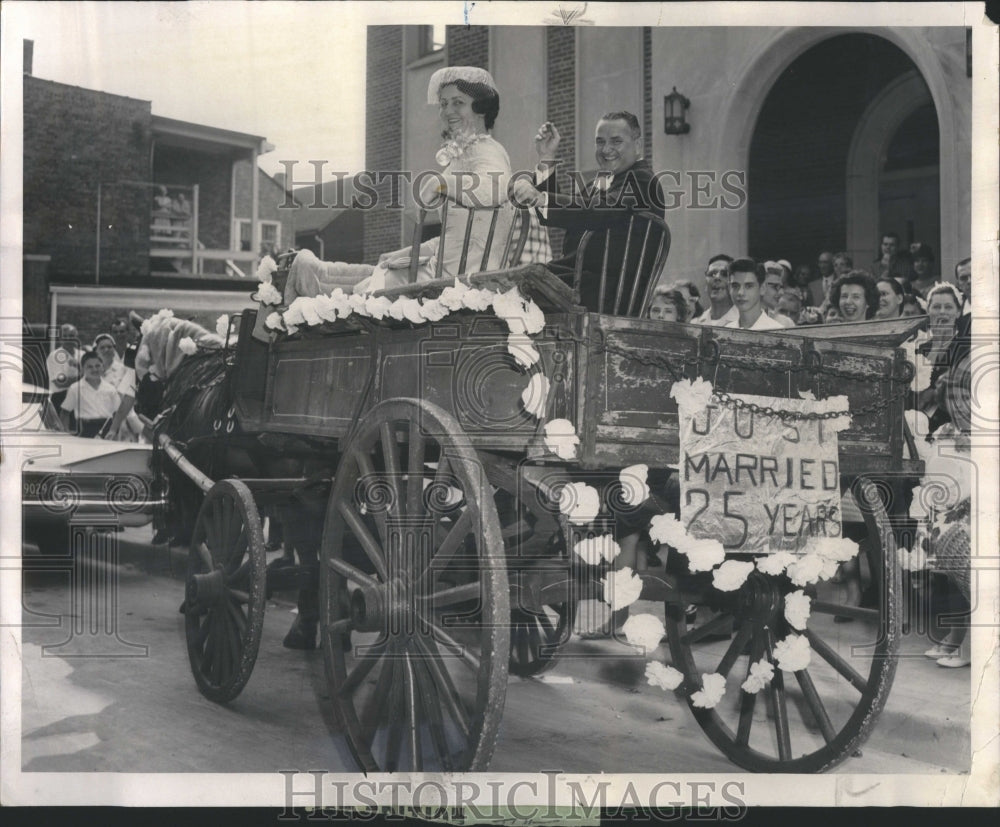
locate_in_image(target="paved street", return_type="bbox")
[15,528,970,775]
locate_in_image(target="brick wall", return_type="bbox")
[23,76,152,280]
[546,27,576,257]
[232,161,297,252]
[363,27,404,264]
[445,26,489,69]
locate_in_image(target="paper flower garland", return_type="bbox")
[600,567,644,611]
[521,374,550,419]
[740,658,775,694]
[712,559,755,592]
[619,464,650,507]
[773,634,812,672]
[783,590,812,630]
[690,673,727,709]
[543,419,580,460]
[572,534,620,565]
[253,281,283,306]
[557,481,601,525]
[178,336,198,355]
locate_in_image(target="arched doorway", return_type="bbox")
[747,33,939,274]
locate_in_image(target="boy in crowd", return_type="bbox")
[59,350,121,438]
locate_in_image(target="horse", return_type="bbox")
[133,311,331,649]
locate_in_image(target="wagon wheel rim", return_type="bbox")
[184,479,266,703]
[320,398,510,772]
[664,475,901,772]
[509,600,577,677]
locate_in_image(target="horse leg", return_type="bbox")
[279,508,321,650]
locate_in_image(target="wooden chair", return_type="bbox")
[572,210,671,317]
[407,202,532,283]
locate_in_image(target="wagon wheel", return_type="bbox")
[184,479,266,703]
[664,476,901,772]
[320,398,510,772]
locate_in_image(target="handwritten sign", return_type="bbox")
[676,391,850,554]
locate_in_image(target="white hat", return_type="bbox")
[427,66,498,104]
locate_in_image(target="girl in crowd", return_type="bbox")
[669,281,703,321]
[830,270,879,322]
[647,287,691,322]
[909,244,938,297]
[874,277,905,319]
[900,294,927,318]
[913,283,964,433]
[93,333,142,441]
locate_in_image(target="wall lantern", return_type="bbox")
[663,87,691,135]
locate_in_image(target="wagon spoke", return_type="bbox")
[226,596,248,640]
[423,509,474,582]
[681,611,734,646]
[794,668,837,744]
[220,495,235,557]
[224,525,248,573]
[328,618,353,638]
[380,422,403,518]
[810,601,878,623]
[197,542,213,572]
[228,588,250,605]
[227,557,251,587]
[339,641,386,697]
[194,611,212,650]
[328,556,382,593]
[360,645,395,748]
[715,621,754,677]
[419,581,481,608]
[413,634,472,740]
[404,654,422,769]
[417,612,481,673]
[220,604,238,680]
[384,647,407,771]
[766,628,793,761]
[804,628,867,693]
[406,420,426,518]
[356,451,391,548]
[208,618,223,686]
[337,500,388,581]
[734,626,768,747]
[412,650,453,770]
[213,500,226,557]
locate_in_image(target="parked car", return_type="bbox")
[16,383,160,556]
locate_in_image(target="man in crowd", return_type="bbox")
[955,257,972,314]
[691,254,737,325]
[726,259,785,331]
[762,261,797,327]
[511,112,665,315]
[809,251,835,307]
[46,323,80,414]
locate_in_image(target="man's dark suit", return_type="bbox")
[537,159,666,315]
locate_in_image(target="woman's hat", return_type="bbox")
[427,66,498,104]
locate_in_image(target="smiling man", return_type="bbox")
[511,112,665,315]
[691,254,737,326]
[724,258,785,331]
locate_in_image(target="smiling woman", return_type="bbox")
[830,271,879,322]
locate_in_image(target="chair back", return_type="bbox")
[572,210,671,317]
[408,203,531,282]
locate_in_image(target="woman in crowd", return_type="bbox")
[830,270,879,322]
[286,67,542,301]
[913,282,964,433]
[93,333,142,441]
[874,277,905,319]
[647,286,690,322]
[669,281,703,321]
[900,294,927,318]
[909,244,938,297]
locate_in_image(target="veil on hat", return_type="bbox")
[427,66,498,104]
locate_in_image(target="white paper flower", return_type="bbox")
[521,299,546,335]
[264,311,284,331]
[348,293,368,314]
[786,551,838,586]
[619,464,650,507]
[256,254,277,282]
[557,481,600,525]
[682,537,727,573]
[253,281,283,306]
[521,373,550,419]
[648,513,689,548]
[755,551,798,577]
[543,418,579,460]
[328,288,354,319]
[462,288,495,312]
[572,534,620,566]
[438,284,469,311]
[670,377,714,411]
[420,298,450,322]
[178,336,197,355]
[784,590,812,630]
[812,536,859,564]
[622,613,665,654]
[359,295,389,320]
[646,661,684,692]
[287,296,320,326]
[601,567,643,611]
[492,286,530,333]
[690,672,726,709]
[773,634,811,672]
[740,658,774,694]
[215,314,231,338]
[712,560,755,592]
[508,334,541,369]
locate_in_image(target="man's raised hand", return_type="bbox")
[534,121,561,162]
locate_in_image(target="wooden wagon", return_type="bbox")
[160,259,924,774]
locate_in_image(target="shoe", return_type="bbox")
[282,616,318,650]
[924,643,958,659]
[937,654,971,668]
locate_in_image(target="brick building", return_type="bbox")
[363,25,970,290]
[22,70,293,338]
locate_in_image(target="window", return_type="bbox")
[419,25,446,57]
[235,219,281,253]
